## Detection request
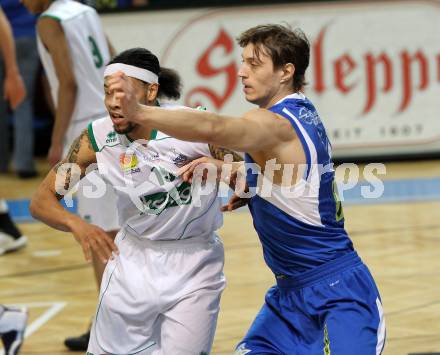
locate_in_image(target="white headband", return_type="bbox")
[104,63,159,84]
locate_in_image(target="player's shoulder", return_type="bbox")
[39,0,91,22]
[90,115,112,129]
[243,107,286,126]
[88,115,116,152]
[270,92,313,117]
[243,107,297,143]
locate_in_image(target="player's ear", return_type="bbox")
[147,83,159,102]
[280,63,295,84]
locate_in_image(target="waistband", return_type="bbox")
[276,251,363,290]
[119,227,219,250]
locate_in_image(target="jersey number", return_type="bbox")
[88,36,103,68]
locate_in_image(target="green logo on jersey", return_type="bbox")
[139,167,192,215]
[106,131,117,143]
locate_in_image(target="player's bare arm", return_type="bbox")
[0,8,26,109]
[106,35,117,58]
[38,16,78,166]
[30,129,118,263]
[107,72,294,154]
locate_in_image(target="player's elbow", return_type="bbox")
[29,193,42,220]
[59,78,78,96]
[29,184,53,221]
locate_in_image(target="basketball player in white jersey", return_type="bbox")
[20,0,119,349]
[30,47,243,355]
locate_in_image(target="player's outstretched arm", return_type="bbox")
[107,72,293,153]
[30,130,118,263]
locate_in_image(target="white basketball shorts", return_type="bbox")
[87,229,226,355]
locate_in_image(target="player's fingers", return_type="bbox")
[220,204,229,212]
[182,160,205,183]
[107,71,125,83]
[97,239,113,262]
[221,194,240,212]
[230,198,248,210]
[90,237,109,263]
[96,235,116,261]
[81,239,92,263]
[101,232,119,255]
[178,162,196,182]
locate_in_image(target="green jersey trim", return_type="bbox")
[39,14,61,22]
[125,129,158,142]
[87,123,99,152]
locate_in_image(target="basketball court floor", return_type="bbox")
[1,159,440,354]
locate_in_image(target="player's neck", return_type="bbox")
[126,125,155,142]
[260,88,296,109]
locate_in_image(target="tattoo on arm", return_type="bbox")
[65,131,85,164]
[51,129,90,200]
[209,144,243,162]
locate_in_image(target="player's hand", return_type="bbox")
[48,143,63,167]
[70,220,119,263]
[178,157,224,184]
[221,193,249,211]
[106,71,143,123]
[4,71,26,110]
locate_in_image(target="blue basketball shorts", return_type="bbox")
[235,252,385,354]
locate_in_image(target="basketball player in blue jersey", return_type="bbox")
[108,24,386,354]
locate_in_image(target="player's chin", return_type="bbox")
[114,122,136,135]
[113,122,129,133]
[244,94,259,105]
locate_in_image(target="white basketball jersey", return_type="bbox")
[88,105,223,241]
[37,0,109,123]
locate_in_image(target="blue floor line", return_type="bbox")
[6,199,77,223]
[6,177,440,223]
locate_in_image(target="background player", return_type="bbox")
[108,24,386,354]
[30,47,242,355]
[0,7,28,355]
[0,6,28,255]
[20,0,119,349]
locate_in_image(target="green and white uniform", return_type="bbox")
[37,0,109,127]
[86,104,225,355]
[37,0,118,231]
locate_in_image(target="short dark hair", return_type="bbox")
[108,47,182,100]
[237,24,310,92]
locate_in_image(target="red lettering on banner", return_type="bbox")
[185,29,237,110]
[309,24,436,115]
[363,53,393,114]
[334,54,357,94]
[313,26,327,94]
[399,50,429,112]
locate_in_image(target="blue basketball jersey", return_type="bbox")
[245,93,354,276]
